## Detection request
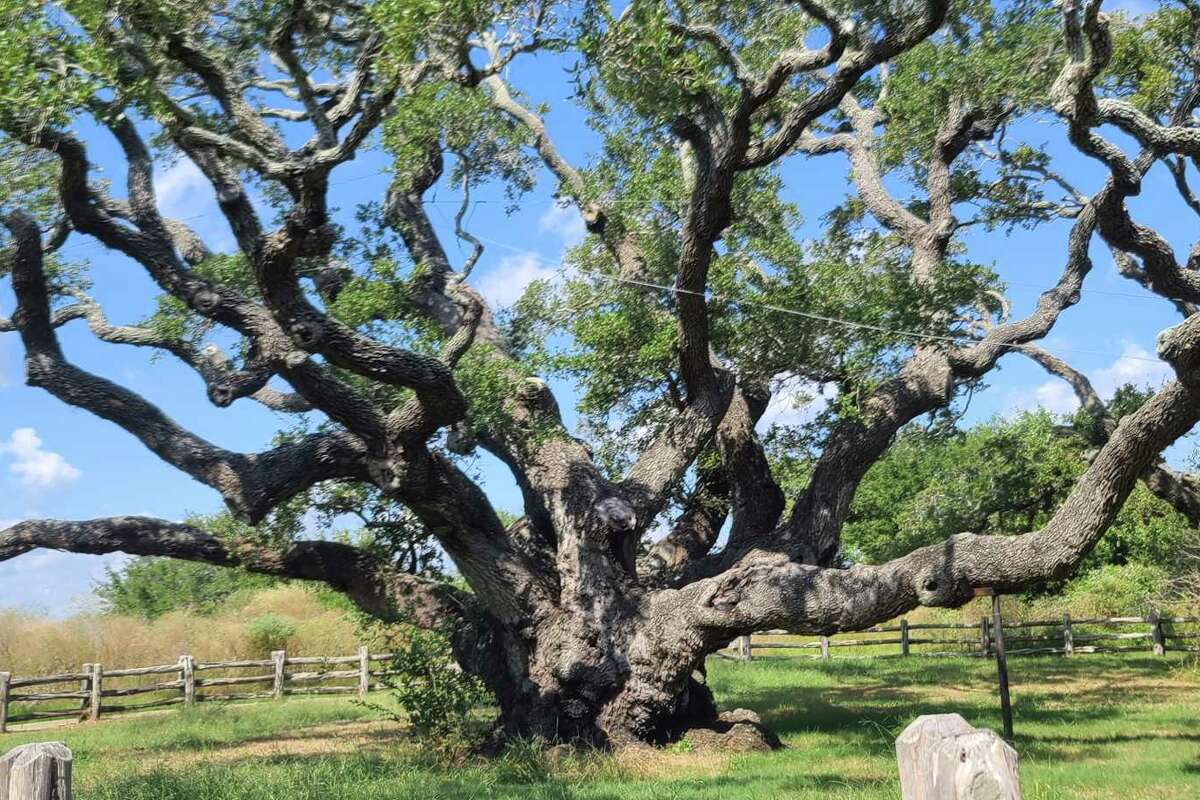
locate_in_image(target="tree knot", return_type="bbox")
[289,318,323,348]
[207,382,236,407]
[594,496,636,532]
[368,457,410,492]
[192,287,222,313]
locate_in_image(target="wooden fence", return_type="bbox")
[0,647,402,733]
[722,613,1200,662]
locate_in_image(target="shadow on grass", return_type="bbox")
[89,754,894,800]
[74,656,1197,799]
[708,655,1193,760]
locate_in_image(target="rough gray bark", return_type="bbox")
[896,715,1020,800]
[1,0,1199,749]
[0,743,72,800]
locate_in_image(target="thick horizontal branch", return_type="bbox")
[0,517,472,628]
[1024,344,1200,527]
[676,377,1200,641]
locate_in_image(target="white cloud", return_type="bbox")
[538,202,587,247]
[152,160,240,252]
[0,548,130,616]
[474,252,561,308]
[154,159,212,220]
[1091,342,1172,397]
[1003,342,1172,417]
[757,376,838,432]
[0,427,81,489]
[1004,380,1080,417]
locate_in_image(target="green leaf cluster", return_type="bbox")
[95,558,280,621]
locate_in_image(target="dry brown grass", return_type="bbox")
[0,585,365,678]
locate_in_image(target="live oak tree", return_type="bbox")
[3,0,1200,747]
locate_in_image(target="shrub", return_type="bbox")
[243,614,298,655]
[95,558,278,620]
[367,625,490,741]
[1062,563,1169,617]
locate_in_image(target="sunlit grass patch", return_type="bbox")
[1,655,1196,799]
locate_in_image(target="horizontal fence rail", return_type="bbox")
[0,646,400,732]
[719,613,1200,663]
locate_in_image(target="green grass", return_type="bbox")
[2,654,1197,799]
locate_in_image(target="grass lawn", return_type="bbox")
[1,654,1197,799]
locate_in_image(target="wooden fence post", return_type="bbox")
[1149,610,1165,656]
[980,617,992,658]
[358,646,370,698]
[900,619,910,657]
[737,635,753,663]
[1062,613,1074,657]
[271,650,286,700]
[0,672,10,734]
[179,656,195,706]
[77,666,91,721]
[88,665,101,723]
[0,742,73,800]
[820,636,830,660]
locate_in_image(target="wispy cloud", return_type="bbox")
[538,202,587,247]
[1091,342,1172,397]
[1003,380,1081,416]
[1004,342,1172,416]
[1,427,82,489]
[154,159,212,220]
[153,159,237,252]
[469,200,585,309]
[475,252,562,308]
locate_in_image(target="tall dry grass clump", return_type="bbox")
[0,585,364,678]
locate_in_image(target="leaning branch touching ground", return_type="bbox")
[2,0,1200,749]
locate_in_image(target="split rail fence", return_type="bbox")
[0,647,400,733]
[722,612,1200,662]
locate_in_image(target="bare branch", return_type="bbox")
[743,0,949,169]
[4,208,368,522]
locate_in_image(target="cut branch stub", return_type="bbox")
[0,742,73,800]
[896,714,1020,800]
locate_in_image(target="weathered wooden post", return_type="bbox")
[179,656,196,706]
[819,636,830,660]
[1062,614,1073,657]
[0,673,10,734]
[87,665,101,723]
[985,591,1013,741]
[900,618,911,657]
[737,635,752,663]
[1149,611,1165,656]
[77,667,90,722]
[0,742,73,800]
[271,650,286,700]
[357,646,370,698]
[896,714,1020,800]
[980,617,992,658]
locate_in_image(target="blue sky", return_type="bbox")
[1,4,1194,616]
